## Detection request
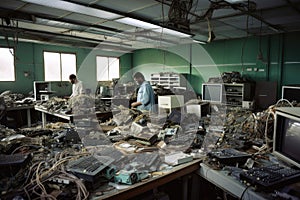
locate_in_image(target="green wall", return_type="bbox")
[120,31,300,97]
[1,31,300,99]
[0,40,124,96]
[132,48,190,78]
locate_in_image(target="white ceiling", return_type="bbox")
[0,0,299,52]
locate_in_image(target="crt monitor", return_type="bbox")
[202,83,223,103]
[273,107,300,168]
[33,81,52,101]
[282,85,300,103]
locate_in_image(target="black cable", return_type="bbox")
[240,185,250,200]
[192,0,199,19]
[240,0,250,72]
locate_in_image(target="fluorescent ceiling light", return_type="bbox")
[224,0,246,3]
[193,40,206,44]
[115,17,191,38]
[116,17,160,29]
[153,28,192,38]
[21,0,122,19]
[135,36,175,46]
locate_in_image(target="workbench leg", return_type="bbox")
[182,175,188,200]
[27,109,31,127]
[42,112,46,128]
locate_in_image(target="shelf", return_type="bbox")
[226,94,243,97]
[150,72,187,88]
[202,82,253,108]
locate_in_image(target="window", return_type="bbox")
[96,56,119,81]
[44,51,76,81]
[0,47,15,81]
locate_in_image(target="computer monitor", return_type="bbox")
[202,83,223,103]
[33,81,52,101]
[282,85,300,103]
[273,107,300,168]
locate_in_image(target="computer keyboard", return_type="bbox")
[66,155,115,182]
[0,153,31,166]
[0,153,32,175]
[240,164,300,190]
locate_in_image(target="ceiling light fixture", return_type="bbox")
[192,39,206,44]
[115,17,192,38]
[153,27,192,38]
[116,17,160,29]
[224,0,247,3]
[21,0,122,20]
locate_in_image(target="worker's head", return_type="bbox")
[133,72,145,85]
[69,74,77,84]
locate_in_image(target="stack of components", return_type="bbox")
[221,71,244,83]
[36,95,114,115]
[0,91,33,107]
[36,97,68,113]
[207,71,248,83]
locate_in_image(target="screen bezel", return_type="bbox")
[282,86,300,102]
[273,108,300,168]
[201,83,223,103]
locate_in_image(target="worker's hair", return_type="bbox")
[133,72,145,80]
[69,74,77,80]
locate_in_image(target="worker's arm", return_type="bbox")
[131,101,142,108]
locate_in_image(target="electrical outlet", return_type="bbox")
[246,68,252,71]
[258,69,265,72]
[254,68,258,71]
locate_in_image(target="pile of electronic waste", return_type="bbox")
[0,107,201,199]
[2,94,299,199]
[36,95,114,115]
[0,91,33,107]
[35,97,69,113]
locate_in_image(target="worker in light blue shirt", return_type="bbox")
[131,72,156,112]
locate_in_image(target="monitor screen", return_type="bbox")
[273,107,300,168]
[282,86,300,103]
[202,84,222,103]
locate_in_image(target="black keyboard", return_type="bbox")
[240,164,300,191]
[67,155,115,182]
[208,148,251,165]
[133,132,158,145]
[0,153,31,166]
[0,154,31,175]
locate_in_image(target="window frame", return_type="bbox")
[43,50,77,82]
[96,55,120,81]
[0,46,16,82]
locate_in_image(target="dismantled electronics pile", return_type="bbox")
[0,96,299,199]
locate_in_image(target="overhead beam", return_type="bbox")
[0,7,122,34]
[64,0,191,35]
[0,25,134,51]
[285,0,300,15]
[0,24,103,43]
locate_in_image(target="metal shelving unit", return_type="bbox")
[224,83,252,106]
[150,72,187,88]
[201,83,253,107]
